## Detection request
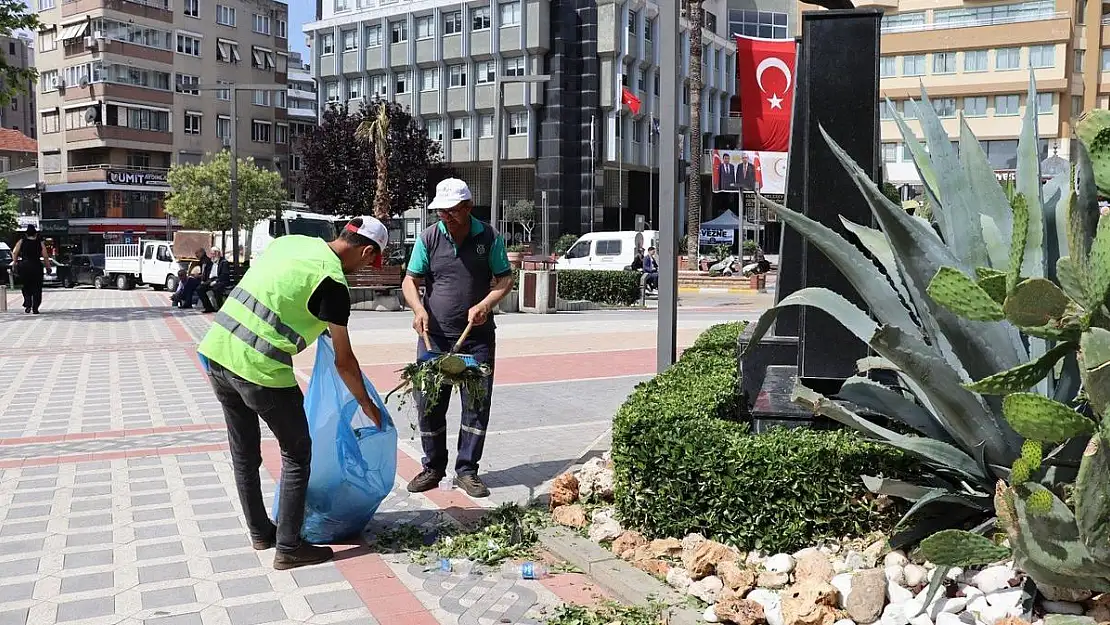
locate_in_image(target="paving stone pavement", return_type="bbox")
[0,288,743,625]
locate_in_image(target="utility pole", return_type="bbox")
[657,0,679,371]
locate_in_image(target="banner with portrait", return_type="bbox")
[710,150,788,195]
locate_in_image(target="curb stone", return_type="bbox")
[538,526,704,625]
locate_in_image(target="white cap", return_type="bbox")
[427,178,472,211]
[344,216,389,254]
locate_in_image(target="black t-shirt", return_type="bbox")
[307,277,351,326]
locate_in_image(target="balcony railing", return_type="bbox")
[882,10,1067,33]
[68,164,169,173]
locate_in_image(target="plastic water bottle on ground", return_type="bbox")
[431,553,452,574]
[440,472,455,491]
[503,561,548,580]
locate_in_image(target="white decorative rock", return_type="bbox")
[705,604,721,623]
[967,596,990,615]
[689,575,724,604]
[936,613,967,625]
[885,552,909,568]
[886,566,907,586]
[1042,601,1085,615]
[765,553,796,574]
[747,550,767,566]
[831,573,854,609]
[929,597,969,617]
[945,568,965,582]
[749,588,785,625]
[667,567,693,592]
[961,585,984,600]
[985,588,1025,609]
[904,565,928,588]
[881,603,910,625]
[833,559,852,575]
[977,604,1022,625]
[888,582,915,605]
[834,620,857,625]
[909,614,934,625]
[971,566,1014,594]
[845,551,869,571]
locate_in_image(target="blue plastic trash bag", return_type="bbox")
[272,335,398,544]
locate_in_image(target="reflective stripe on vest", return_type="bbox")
[212,310,294,367]
[226,286,307,352]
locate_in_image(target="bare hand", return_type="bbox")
[468,303,491,327]
[360,399,383,430]
[412,309,429,335]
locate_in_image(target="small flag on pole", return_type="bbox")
[621,87,642,115]
[651,117,660,135]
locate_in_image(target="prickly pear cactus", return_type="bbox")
[926,267,1005,322]
[917,529,1011,567]
[1002,393,1096,444]
[1075,109,1110,197]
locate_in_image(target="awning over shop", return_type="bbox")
[60,21,89,41]
[46,182,170,193]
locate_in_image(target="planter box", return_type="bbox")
[496,290,519,314]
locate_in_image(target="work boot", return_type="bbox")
[273,543,334,570]
[406,468,444,493]
[455,473,490,498]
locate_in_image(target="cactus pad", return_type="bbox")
[1003,278,1071,328]
[1010,457,1032,485]
[1002,392,1096,443]
[917,529,1012,567]
[965,341,1075,394]
[1056,257,1089,306]
[1026,487,1054,515]
[927,267,1005,321]
[1009,194,1030,292]
[1022,439,1043,472]
[1080,328,1110,419]
[1089,214,1110,308]
[978,273,1009,305]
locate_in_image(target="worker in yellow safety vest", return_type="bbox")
[197,216,387,571]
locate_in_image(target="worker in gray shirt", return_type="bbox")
[402,178,514,498]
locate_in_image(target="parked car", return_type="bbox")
[63,254,107,288]
[555,230,660,272]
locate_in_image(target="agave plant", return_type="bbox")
[743,75,1093,546]
[354,101,392,220]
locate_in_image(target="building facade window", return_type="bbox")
[480,114,494,137]
[933,97,957,117]
[347,78,362,99]
[216,5,236,26]
[504,56,525,77]
[391,21,407,43]
[995,94,1020,115]
[41,111,60,134]
[251,89,271,106]
[325,81,339,102]
[880,11,925,32]
[902,54,925,76]
[500,1,520,26]
[421,68,439,91]
[1073,95,1084,117]
[472,7,491,30]
[395,72,409,94]
[216,39,241,63]
[251,120,272,143]
[879,100,894,120]
[449,64,467,87]
[509,111,527,135]
[184,112,201,135]
[645,19,653,40]
[425,118,442,141]
[177,34,202,56]
[216,80,231,100]
[276,123,289,144]
[964,50,988,72]
[320,33,335,54]
[40,70,58,92]
[183,0,198,18]
[882,143,898,163]
[444,11,463,34]
[476,60,495,83]
[342,29,357,50]
[964,96,987,116]
[1029,44,1055,68]
[416,16,434,39]
[902,101,917,119]
[452,117,470,139]
[729,10,789,38]
[369,74,386,96]
[175,73,200,95]
[277,19,287,38]
[1075,49,1085,72]
[253,14,271,35]
[879,56,896,77]
[1035,92,1053,114]
[365,25,381,47]
[933,0,1054,28]
[334,0,349,10]
[39,30,57,52]
[217,116,231,140]
[1102,49,1110,71]
[933,52,957,74]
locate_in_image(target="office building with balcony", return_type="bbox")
[802,0,1082,190]
[305,0,736,235]
[287,49,317,203]
[33,0,291,254]
[1,35,38,138]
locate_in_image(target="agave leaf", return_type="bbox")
[792,382,987,480]
[821,125,1030,386]
[1043,172,1071,276]
[862,475,937,500]
[1016,72,1044,278]
[960,116,1014,236]
[981,216,1010,272]
[965,342,1076,395]
[758,195,921,334]
[871,324,1018,467]
[839,377,956,444]
[741,287,879,357]
[895,490,992,533]
[890,99,941,207]
[914,88,961,249]
[1074,435,1110,562]
[915,564,952,616]
[840,216,912,305]
[1009,482,1110,584]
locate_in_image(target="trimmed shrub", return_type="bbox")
[612,322,917,553]
[557,270,642,306]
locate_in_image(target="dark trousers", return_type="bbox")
[208,362,312,553]
[198,282,226,312]
[20,269,42,312]
[174,277,201,308]
[645,271,659,290]
[414,334,495,475]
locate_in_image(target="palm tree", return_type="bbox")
[354,102,392,220]
[686,0,704,270]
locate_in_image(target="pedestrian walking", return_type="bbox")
[196,217,388,570]
[10,225,50,314]
[402,178,514,498]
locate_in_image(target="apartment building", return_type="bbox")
[287,49,317,203]
[33,0,290,254]
[305,0,736,235]
[799,0,1081,189]
[0,35,38,138]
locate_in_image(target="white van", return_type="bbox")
[555,230,659,271]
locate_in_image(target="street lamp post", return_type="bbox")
[197,82,286,270]
[657,0,679,371]
[490,74,551,235]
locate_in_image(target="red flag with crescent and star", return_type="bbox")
[736,36,797,152]
[621,86,642,115]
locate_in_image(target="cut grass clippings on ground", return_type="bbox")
[543,601,665,625]
[411,502,553,566]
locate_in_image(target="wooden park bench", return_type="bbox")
[345,265,406,311]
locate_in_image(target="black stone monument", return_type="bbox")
[739,8,882,430]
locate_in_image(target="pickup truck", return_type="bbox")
[104,241,182,291]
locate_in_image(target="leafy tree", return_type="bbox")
[165,151,286,262]
[297,99,441,218]
[504,199,535,242]
[0,3,38,107]
[0,178,19,239]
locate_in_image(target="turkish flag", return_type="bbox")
[736,36,797,152]
[711,151,722,190]
[621,87,642,115]
[754,154,763,190]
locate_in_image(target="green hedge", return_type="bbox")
[612,323,916,553]
[557,270,642,306]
